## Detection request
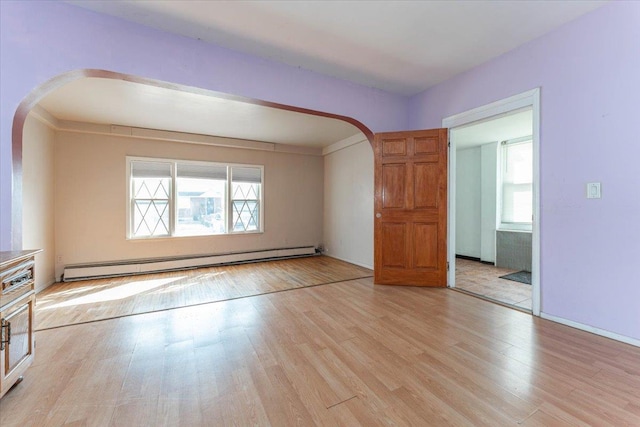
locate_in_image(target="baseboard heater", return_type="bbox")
[62,246,318,282]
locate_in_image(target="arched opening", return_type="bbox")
[13,69,375,289]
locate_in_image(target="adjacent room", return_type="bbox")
[1,1,639,425]
[21,75,376,329]
[452,108,534,311]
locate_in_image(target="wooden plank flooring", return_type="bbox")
[2,259,639,426]
[456,258,532,310]
[35,256,372,330]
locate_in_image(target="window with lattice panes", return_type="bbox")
[127,158,263,239]
[130,161,172,238]
[231,167,262,232]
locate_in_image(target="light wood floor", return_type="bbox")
[2,262,639,426]
[35,256,373,330]
[455,258,532,311]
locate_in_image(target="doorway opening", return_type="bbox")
[11,68,374,252]
[15,69,375,296]
[443,89,540,315]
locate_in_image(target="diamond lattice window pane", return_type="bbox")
[231,180,261,232]
[246,201,258,229]
[246,186,258,200]
[152,180,170,198]
[232,185,244,200]
[134,181,152,199]
[131,177,170,237]
[232,200,259,232]
[232,201,246,231]
[232,182,260,200]
[133,200,169,237]
[134,178,170,199]
[133,200,151,236]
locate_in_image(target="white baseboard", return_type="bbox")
[541,312,640,348]
[63,246,317,281]
[324,254,373,271]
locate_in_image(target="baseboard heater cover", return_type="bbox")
[62,246,317,282]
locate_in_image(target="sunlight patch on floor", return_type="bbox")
[42,276,186,309]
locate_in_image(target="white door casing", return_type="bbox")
[442,88,541,316]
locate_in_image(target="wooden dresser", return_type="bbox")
[0,249,40,399]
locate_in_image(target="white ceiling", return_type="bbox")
[452,108,532,150]
[38,78,363,148]
[68,0,607,96]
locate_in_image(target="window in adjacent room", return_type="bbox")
[231,167,262,232]
[499,137,532,231]
[130,160,172,238]
[127,157,263,239]
[176,162,227,236]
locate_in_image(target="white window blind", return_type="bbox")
[176,163,227,180]
[231,166,262,183]
[131,160,172,178]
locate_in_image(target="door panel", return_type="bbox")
[381,223,407,268]
[414,163,439,208]
[374,129,448,286]
[382,139,407,156]
[414,136,439,155]
[413,223,438,269]
[382,164,407,209]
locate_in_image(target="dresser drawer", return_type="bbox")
[0,260,35,309]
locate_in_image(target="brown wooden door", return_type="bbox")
[374,129,448,286]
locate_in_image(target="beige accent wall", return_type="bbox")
[54,130,324,279]
[22,114,57,291]
[323,140,374,269]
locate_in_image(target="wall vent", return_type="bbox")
[62,246,317,282]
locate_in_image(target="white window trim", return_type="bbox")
[228,167,263,235]
[126,156,264,240]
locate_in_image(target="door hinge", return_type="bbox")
[447,262,450,271]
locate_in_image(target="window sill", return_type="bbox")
[497,228,532,233]
[127,231,264,241]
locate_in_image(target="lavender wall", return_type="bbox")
[409,1,640,340]
[2,1,638,343]
[0,1,408,250]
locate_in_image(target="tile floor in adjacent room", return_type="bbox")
[455,257,532,311]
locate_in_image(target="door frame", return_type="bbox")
[442,88,541,316]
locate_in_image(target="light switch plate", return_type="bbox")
[586,182,601,199]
